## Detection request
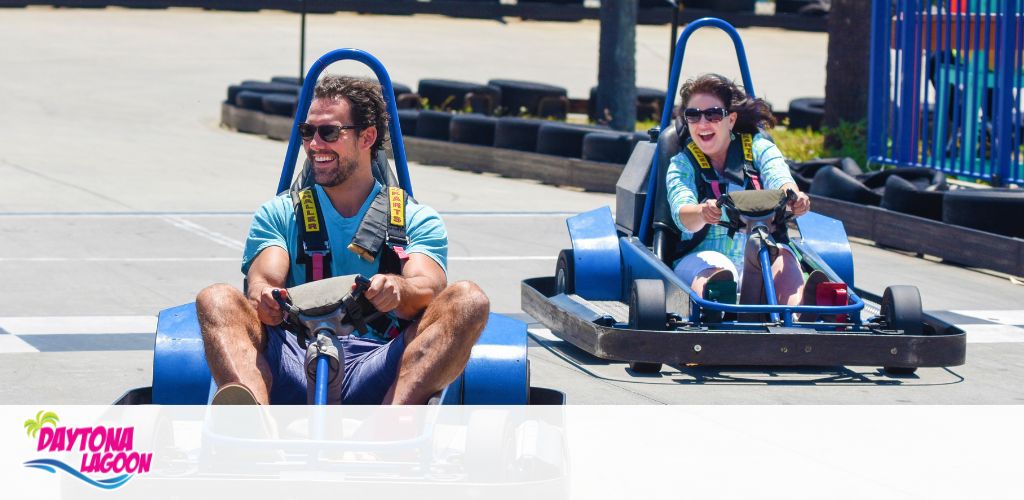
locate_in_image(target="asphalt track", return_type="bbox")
[1,7,1023,404]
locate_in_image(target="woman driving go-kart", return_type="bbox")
[665,73,814,308]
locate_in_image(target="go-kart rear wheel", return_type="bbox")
[627,279,666,374]
[555,249,575,295]
[881,285,923,375]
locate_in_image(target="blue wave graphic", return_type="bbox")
[23,459,134,490]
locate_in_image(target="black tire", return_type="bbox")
[494,117,546,152]
[787,157,863,191]
[226,81,299,103]
[881,285,923,335]
[858,166,946,191]
[417,79,500,113]
[627,279,666,374]
[555,249,575,295]
[234,90,266,111]
[684,0,756,12]
[788,97,825,131]
[776,0,815,14]
[942,188,1024,238]
[537,123,603,158]
[261,94,298,117]
[881,285,923,375]
[582,132,635,164]
[880,175,946,221]
[798,1,830,16]
[487,79,568,118]
[414,110,454,141]
[270,75,301,86]
[588,86,666,122]
[396,109,419,137]
[449,114,498,146]
[809,165,882,205]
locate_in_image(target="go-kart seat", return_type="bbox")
[651,123,684,265]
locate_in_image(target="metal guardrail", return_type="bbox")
[868,0,1024,186]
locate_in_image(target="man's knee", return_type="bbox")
[446,281,490,316]
[196,283,246,315]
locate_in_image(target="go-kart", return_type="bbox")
[520,18,966,375]
[117,48,563,406]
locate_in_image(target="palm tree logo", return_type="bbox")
[24,411,60,439]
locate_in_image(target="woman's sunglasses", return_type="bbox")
[298,123,361,142]
[683,107,729,124]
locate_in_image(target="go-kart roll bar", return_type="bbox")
[638,17,756,244]
[276,48,412,197]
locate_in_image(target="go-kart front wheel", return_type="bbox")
[882,285,924,375]
[627,279,666,374]
[555,248,575,295]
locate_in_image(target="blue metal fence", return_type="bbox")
[869,0,1024,185]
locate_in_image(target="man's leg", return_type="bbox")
[382,281,490,405]
[196,283,274,405]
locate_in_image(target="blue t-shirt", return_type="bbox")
[241,182,448,340]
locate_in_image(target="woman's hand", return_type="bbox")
[699,199,723,225]
[788,190,811,217]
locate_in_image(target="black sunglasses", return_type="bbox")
[683,107,729,124]
[298,123,361,142]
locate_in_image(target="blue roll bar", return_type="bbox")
[276,48,413,197]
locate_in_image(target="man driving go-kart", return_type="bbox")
[194,75,490,405]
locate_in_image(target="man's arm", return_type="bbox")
[364,253,447,320]
[245,246,291,326]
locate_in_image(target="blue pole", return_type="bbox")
[758,244,780,323]
[638,17,755,243]
[276,48,413,197]
[314,354,329,405]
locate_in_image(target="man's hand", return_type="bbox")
[256,287,284,326]
[364,274,402,314]
[788,190,811,217]
[700,199,723,225]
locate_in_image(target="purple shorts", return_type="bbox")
[264,325,407,405]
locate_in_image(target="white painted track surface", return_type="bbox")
[1,7,1022,404]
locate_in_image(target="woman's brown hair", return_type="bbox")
[677,73,776,136]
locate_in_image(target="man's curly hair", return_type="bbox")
[313,75,390,155]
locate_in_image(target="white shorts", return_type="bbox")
[673,250,740,287]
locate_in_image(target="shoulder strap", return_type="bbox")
[348,186,410,276]
[293,187,332,282]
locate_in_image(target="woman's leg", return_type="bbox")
[674,251,738,298]
[740,240,805,307]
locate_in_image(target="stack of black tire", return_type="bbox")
[796,158,1024,238]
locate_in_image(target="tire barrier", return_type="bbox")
[786,157,863,191]
[858,166,947,192]
[942,188,1024,238]
[396,109,420,137]
[776,0,815,13]
[415,110,454,141]
[587,86,666,122]
[683,0,756,12]
[787,97,825,130]
[493,117,547,152]
[449,114,498,146]
[235,90,266,111]
[536,122,604,158]
[261,94,298,117]
[417,79,501,114]
[227,81,299,104]
[879,175,946,221]
[582,131,639,164]
[809,165,881,206]
[487,79,568,119]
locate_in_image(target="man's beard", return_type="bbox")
[313,155,358,187]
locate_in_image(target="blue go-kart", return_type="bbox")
[117,48,563,406]
[521,18,966,376]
